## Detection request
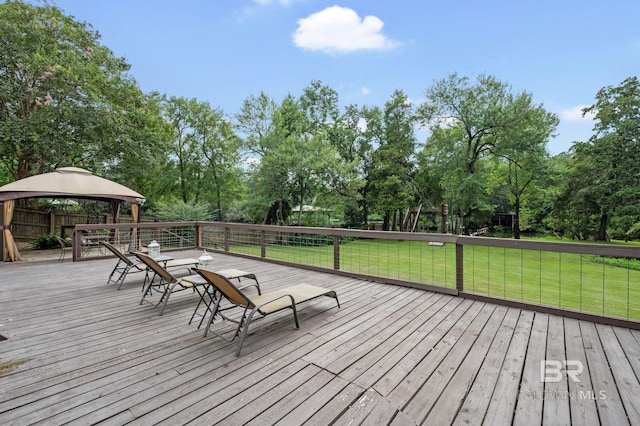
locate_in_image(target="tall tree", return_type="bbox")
[193,104,244,220]
[545,148,602,240]
[235,91,278,158]
[0,0,167,184]
[161,97,201,203]
[493,94,559,238]
[238,82,349,226]
[271,94,341,226]
[299,81,363,225]
[581,76,640,240]
[325,104,370,227]
[367,90,416,231]
[159,96,243,219]
[235,92,285,223]
[418,73,533,233]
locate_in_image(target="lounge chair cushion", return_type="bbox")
[251,284,335,314]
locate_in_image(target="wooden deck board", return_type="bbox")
[543,315,571,425]
[1,251,639,425]
[564,318,600,426]
[513,312,548,425]
[481,310,534,425]
[450,307,521,425]
[596,323,640,424]
[403,303,502,423]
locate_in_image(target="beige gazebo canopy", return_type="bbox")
[0,167,145,262]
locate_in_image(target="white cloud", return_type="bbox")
[293,6,399,54]
[557,105,595,121]
[361,86,370,96]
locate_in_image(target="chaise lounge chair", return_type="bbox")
[193,268,340,357]
[134,252,208,315]
[102,241,199,290]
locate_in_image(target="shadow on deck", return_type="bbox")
[1,251,639,424]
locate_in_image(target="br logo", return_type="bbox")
[540,360,583,383]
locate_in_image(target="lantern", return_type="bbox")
[148,240,160,258]
[198,249,214,270]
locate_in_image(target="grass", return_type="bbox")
[221,236,640,321]
[0,358,30,375]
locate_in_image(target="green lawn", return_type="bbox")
[224,237,640,321]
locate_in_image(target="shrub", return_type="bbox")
[31,234,59,250]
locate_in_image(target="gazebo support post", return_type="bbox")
[1,202,5,261]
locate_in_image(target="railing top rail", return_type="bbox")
[74,221,640,258]
[74,221,197,231]
[458,235,640,258]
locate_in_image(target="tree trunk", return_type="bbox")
[596,212,608,241]
[512,196,521,239]
[276,201,284,226]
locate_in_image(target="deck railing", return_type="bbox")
[73,221,640,328]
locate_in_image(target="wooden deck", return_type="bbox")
[1,250,639,425]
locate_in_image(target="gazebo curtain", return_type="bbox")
[129,203,140,252]
[3,200,23,262]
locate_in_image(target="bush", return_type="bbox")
[31,234,60,250]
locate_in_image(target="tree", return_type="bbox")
[493,94,558,238]
[545,148,602,240]
[367,90,416,231]
[161,97,201,203]
[299,81,363,225]
[0,1,168,186]
[325,103,370,227]
[418,73,542,233]
[269,94,341,226]
[235,91,278,158]
[238,82,350,226]
[159,96,244,219]
[235,92,285,223]
[581,76,640,240]
[195,106,244,220]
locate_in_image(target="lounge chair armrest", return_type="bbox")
[254,294,296,315]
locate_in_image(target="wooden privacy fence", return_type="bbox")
[71,221,640,329]
[11,207,132,241]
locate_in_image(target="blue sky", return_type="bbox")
[49,0,639,155]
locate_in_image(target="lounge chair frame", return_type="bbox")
[102,241,147,289]
[135,252,207,315]
[193,268,340,356]
[188,269,262,328]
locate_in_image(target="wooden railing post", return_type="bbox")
[49,210,56,235]
[261,230,266,258]
[224,227,230,252]
[333,235,340,270]
[456,240,464,292]
[0,202,5,261]
[195,223,202,248]
[72,228,81,262]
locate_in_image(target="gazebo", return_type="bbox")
[0,167,145,262]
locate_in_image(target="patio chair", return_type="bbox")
[103,241,199,290]
[102,241,148,289]
[193,268,340,357]
[80,230,108,256]
[134,252,208,315]
[55,235,72,262]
